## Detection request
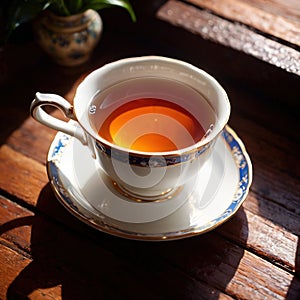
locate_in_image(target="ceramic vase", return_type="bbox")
[34,9,102,66]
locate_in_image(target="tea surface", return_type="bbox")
[98,98,205,152]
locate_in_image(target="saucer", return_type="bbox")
[47,126,252,240]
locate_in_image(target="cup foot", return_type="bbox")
[112,181,183,203]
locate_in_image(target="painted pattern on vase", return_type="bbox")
[34,9,102,66]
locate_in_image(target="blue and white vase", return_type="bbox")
[34,9,102,66]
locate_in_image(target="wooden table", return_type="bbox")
[1,1,299,298]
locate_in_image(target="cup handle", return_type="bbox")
[30,92,87,145]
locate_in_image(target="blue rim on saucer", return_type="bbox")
[47,125,252,241]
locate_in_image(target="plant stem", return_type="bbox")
[51,0,71,16]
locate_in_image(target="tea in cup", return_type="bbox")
[30,56,230,201]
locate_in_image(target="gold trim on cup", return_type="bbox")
[95,140,213,167]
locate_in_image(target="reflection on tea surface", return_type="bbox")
[89,77,216,152]
[99,98,205,151]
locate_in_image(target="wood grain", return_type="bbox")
[187,0,300,46]
[0,196,33,255]
[6,98,300,217]
[0,145,48,206]
[157,0,300,75]
[244,0,300,23]
[2,79,299,276]
[219,204,298,272]
[6,113,64,165]
[140,232,299,299]
[0,197,234,300]
[1,128,299,298]
[1,4,299,298]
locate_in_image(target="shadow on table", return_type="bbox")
[0,47,92,147]
[287,246,300,299]
[5,183,250,299]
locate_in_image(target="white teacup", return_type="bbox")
[30,56,230,201]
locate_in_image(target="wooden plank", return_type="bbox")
[1,5,299,298]
[228,101,300,159]
[0,244,53,300]
[250,164,300,215]
[218,204,299,273]
[7,113,300,217]
[0,41,90,146]
[1,139,299,298]
[229,116,300,206]
[227,251,299,299]
[1,66,299,298]
[1,195,299,299]
[230,111,300,165]
[2,116,300,259]
[5,87,82,165]
[0,196,33,254]
[226,83,300,143]
[6,117,58,165]
[243,192,299,236]
[0,198,233,300]
[157,0,300,76]
[0,246,64,299]
[244,0,300,23]
[138,232,300,299]
[243,0,300,23]
[1,140,299,278]
[0,244,234,300]
[0,145,48,206]
[187,0,300,46]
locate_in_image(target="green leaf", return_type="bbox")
[2,0,136,42]
[48,0,70,16]
[5,0,50,39]
[81,0,136,22]
[65,0,83,15]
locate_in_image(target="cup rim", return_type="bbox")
[74,55,231,156]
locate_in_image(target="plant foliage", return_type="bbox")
[1,0,136,41]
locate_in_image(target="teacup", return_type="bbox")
[30,56,230,201]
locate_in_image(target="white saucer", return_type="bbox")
[47,126,252,240]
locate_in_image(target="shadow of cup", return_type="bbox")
[5,183,249,299]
